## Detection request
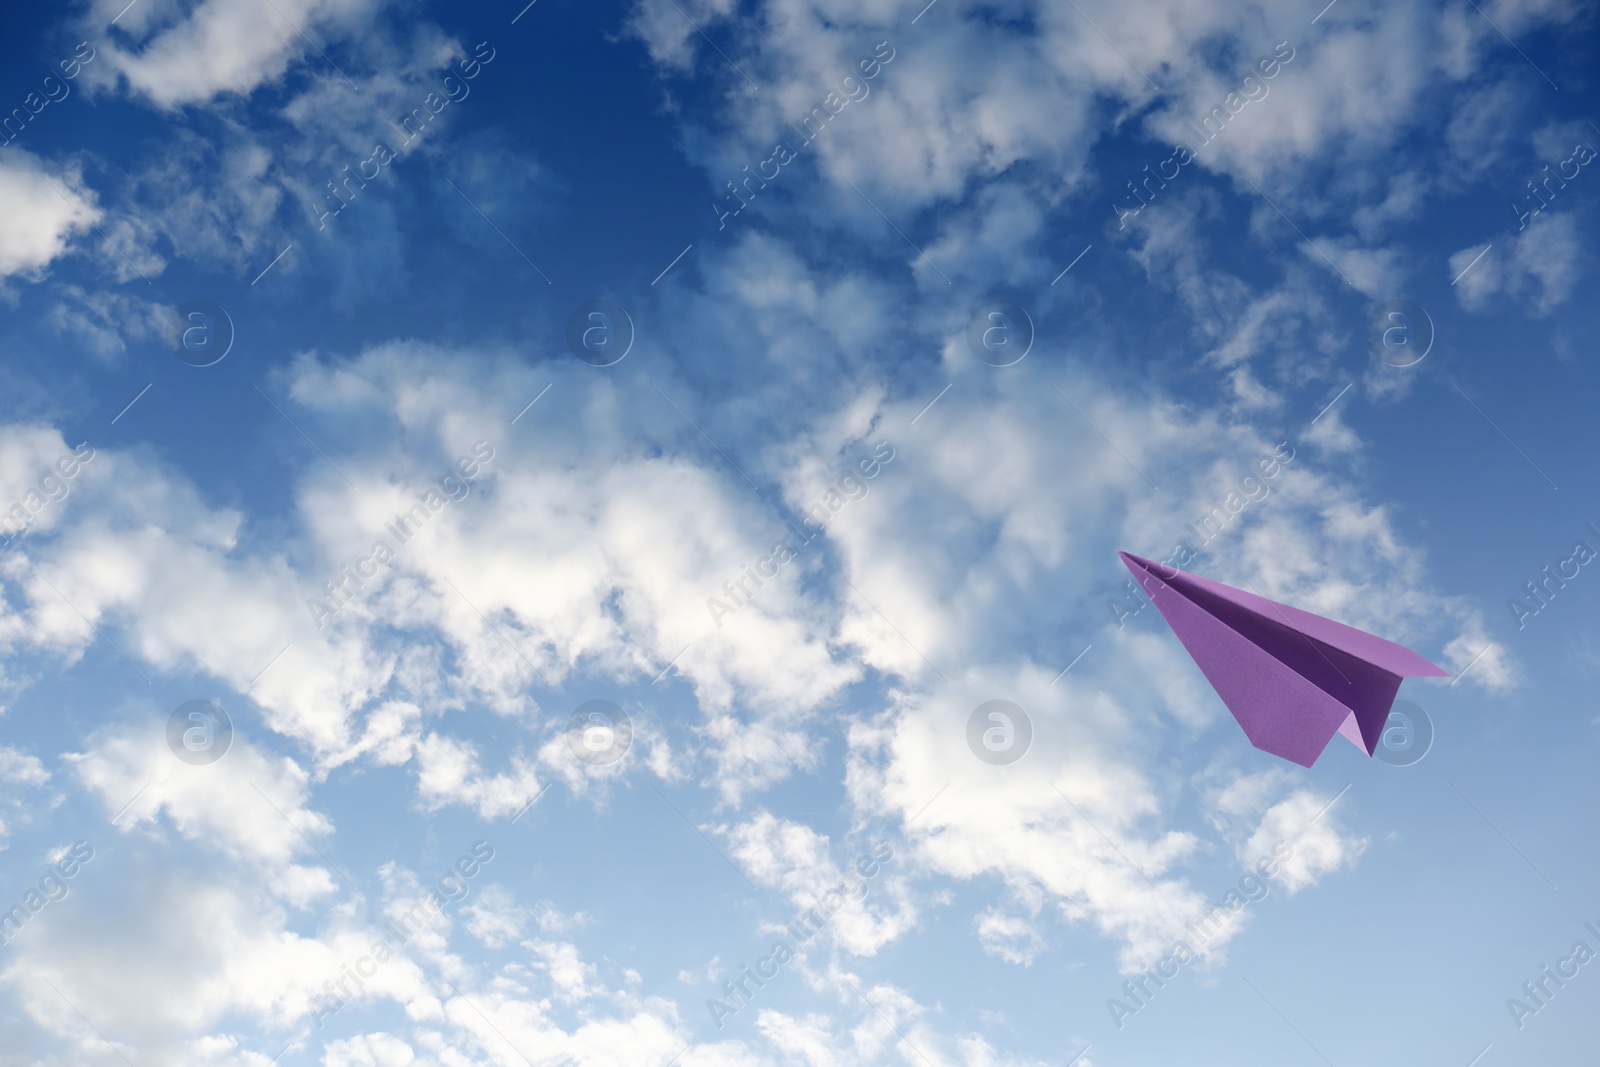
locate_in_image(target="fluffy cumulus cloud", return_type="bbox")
[0,152,100,280]
[1,856,347,1059]
[322,1032,418,1067]
[625,0,1579,226]
[0,793,681,1066]
[279,343,869,792]
[724,812,914,956]
[66,0,516,288]
[81,0,383,108]
[1,0,1579,1061]
[0,237,1508,1062]
[66,722,344,904]
[0,281,1498,958]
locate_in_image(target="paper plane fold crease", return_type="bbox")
[1118,551,1450,767]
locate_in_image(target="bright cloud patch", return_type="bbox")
[0,152,100,279]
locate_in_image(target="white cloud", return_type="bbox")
[413,733,542,819]
[1450,241,1501,307]
[626,0,1576,248]
[322,1033,418,1067]
[0,151,99,279]
[47,285,175,361]
[1120,189,1346,400]
[65,722,342,906]
[1445,79,1528,175]
[0,208,1508,1020]
[71,2,503,286]
[461,884,527,949]
[1202,768,1367,891]
[2,1,1568,1063]
[626,0,742,72]
[84,0,382,109]
[9,441,392,757]
[5,235,1505,995]
[283,343,865,796]
[1508,209,1583,313]
[1306,237,1405,300]
[1240,789,1367,895]
[918,182,1052,289]
[0,744,48,785]
[426,984,682,1066]
[844,675,1213,975]
[1451,209,1584,315]
[975,899,1047,966]
[1,865,346,1054]
[1349,170,1432,241]
[0,423,90,550]
[0,743,52,847]
[725,812,915,957]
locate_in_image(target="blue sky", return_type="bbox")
[0,0,1598,1064]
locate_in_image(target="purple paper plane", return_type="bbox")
[1118,551,1450,767]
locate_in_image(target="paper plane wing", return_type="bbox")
[1118,551,1450,767]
